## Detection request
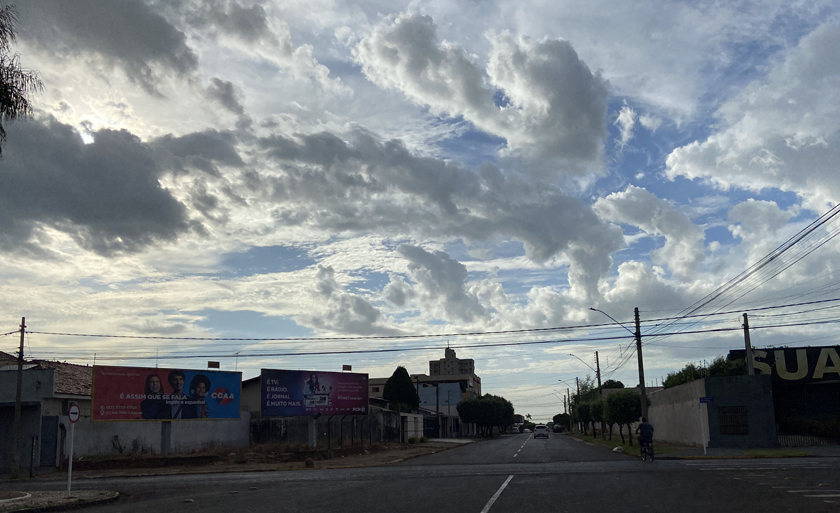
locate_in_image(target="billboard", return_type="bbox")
[261,369,368,417]
[92,366,241,421]
[729,345,840,383]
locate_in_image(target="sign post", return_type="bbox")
[67,403,80,496]
[699,397,713,455]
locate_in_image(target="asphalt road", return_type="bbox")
[5,434,840,513]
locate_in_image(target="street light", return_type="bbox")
[589,306,648,420]
[567,353,597,374]
[589,307,635,336]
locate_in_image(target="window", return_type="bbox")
[372,387,380,393]
[718,405,748,435]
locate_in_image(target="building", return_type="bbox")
[369,349,481,437]
[430,348,475,376]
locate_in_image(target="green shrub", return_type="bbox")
[408,437,419,444]
[420,436,428,443]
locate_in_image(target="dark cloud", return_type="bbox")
[178,0,274,44]
[0,118,192,255]
[205,78,246,116]
[17,0,197,95]
[255,129,622,298]
[152,129,244,177]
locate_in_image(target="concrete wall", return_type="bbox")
[0,404,42,470]
[706,375,777,448]
[0,368,55,402]
[50,399,250,460]
[648,379,708,447]
[400,413,423,442]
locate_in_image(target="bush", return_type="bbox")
[304,457,314,468]
[420,436,428,443]
[408,437,419,444]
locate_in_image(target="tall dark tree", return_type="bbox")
[602,379,625,389]
[0,4,43,154]
[457,394,514,436]
[604,391,642,445]
[383,366,419,412]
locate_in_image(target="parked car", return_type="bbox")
[534,424,549,439]
[511,426,520,433]
[523,428,532,433]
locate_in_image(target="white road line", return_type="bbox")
[805,494,840,498]
[480,475,514,513]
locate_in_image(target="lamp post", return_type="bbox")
[567,353,601,393]
[590,307,648,420]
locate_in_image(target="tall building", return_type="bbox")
[429,348,474,376]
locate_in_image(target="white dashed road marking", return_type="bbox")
[480,475,514,513]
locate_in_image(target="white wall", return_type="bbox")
[55,399,250,459]
[647,379,709,447]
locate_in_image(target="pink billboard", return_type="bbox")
[92,366,241,421]
[261,369,368,416]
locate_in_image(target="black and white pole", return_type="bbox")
[67,403,80,496]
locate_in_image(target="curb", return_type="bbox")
[1,492,119,513]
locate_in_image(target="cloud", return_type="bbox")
[615,102,636,148]
[354,12,608,177]
[205,78,246,116]
[665,21,840,211]
[304,265,397,335]
[17,0,198,96]
[255,128,622,300]
[594,186,705,277]
[171,0,347,93]
[0,117,192,256]
[393,245,485,323]
[152,129,244,177]
[639,113,662,132]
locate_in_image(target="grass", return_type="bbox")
[568,432,687,456]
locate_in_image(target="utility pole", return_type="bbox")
[11,317,25,479]
[743,313,755,375]
[567,388,572,432]
[635,307,648,420]
[575,377,580,433]
[595,351,602,394]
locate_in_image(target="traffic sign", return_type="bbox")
[699,397,714,404]
[68,403,81,423]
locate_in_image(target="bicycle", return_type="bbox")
[640,440,654,462]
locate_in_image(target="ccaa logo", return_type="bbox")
[212,387,234,405]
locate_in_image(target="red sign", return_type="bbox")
[92,366,241,421]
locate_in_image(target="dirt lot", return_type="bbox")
[39,441,465,480]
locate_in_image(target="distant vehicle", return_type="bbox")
[534,424,549,439]
[523,428,532,433]
[511,426,520,433]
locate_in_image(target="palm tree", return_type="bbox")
[0,3,42,154]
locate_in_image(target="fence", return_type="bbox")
[250,407,402,447]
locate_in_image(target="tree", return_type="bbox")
[0,4,43,154]
[604,391,642,445]
[591,401,605,440]
[602,379,624,389]
[664,355,747,388]
[708,355,746,377]
[457,394,514,436]
[553,412,570,431]
[576,403,591,435]
[383,366,419,412]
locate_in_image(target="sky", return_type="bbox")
[2,0,840,423]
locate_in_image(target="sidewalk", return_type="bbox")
[0,490,118,512]
[657,444,840,459]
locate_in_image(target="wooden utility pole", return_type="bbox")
[635,308,649,420]
[743,313,755,375]
[11,317,25,478]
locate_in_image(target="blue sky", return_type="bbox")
[1,0,840,422]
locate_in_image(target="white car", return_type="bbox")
[534,424,549,439]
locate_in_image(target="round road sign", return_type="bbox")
[68,403,81,423]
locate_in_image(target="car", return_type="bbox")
[522,428,532,433]
[534,424,549,439]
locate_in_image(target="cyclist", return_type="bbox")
[635,417,654,461]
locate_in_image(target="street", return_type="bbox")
[4,434,840,512]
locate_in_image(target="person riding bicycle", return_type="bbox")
[635,417,654,460]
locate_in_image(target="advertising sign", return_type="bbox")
[92,366,241,421]
[729,346,840,383]
[261,369,368,417]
